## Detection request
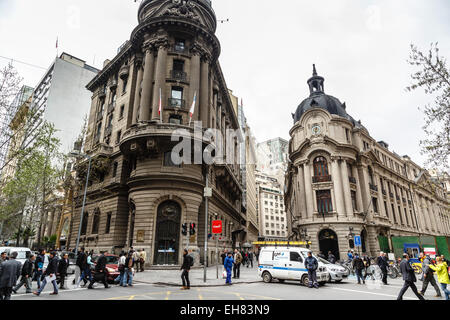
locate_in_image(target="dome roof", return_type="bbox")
[292,65,365,129]
[294,93,349,123]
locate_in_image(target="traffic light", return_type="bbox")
[182,223,188,236]
[189,223,196,235]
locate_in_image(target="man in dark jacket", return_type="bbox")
[75,248,88,287]
[0,252,22,300]
[352,253,365,284]
[34,251,59,296]
[33,249,45,289]
[57,254,69,290]
[88,251,109,289]
[180,249,193,290]
[376,252,389,285]
[0,252,8,264]
[419,253,441,297]
[13,254,36,294]
[397,254,425,300]
[304,251,319,289]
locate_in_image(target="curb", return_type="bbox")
[134,280,262,287]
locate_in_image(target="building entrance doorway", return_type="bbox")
[319,229,340,260]
[154,201,181,265]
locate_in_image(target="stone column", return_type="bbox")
[420,196,432,231]
[340,160,353,217]
[200,57,210,128]
[352,165,363,214]
[151,44,168,121]
[375,174,384,216]
[139,46,155,122]
[303,162,314,219]
[297,165,307,219]
[132,55,144,125]
[331,159,345,218]
[189,52,201,124]
[358,166,370,215]
[383,179,394,221]
[427,199,438,232]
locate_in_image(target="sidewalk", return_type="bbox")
[133,265,261,287]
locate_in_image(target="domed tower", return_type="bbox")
[76,0,243,266]
[285,66,380,259]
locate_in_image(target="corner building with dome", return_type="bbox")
[67,0,247,266]
[285,66,450,260]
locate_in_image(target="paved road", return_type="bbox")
[11,274,445,301]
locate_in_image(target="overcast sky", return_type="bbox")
[1,0,449,168]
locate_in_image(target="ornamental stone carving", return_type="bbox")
[163,0,200,22]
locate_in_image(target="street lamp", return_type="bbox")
[68,149,92,256]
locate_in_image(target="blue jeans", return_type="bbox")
[226,268,232,284]
[121,268,133,286]
[34,270,42,288]
[37,277,58,295]
[440,283,450,300]
[77,267,92,285]
[114,271,123,284]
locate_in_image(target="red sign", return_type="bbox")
[212,220,223,234]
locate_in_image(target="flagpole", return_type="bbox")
[189,91,197,127]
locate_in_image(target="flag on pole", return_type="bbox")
[158,88,162,122]
[189,91,197,126]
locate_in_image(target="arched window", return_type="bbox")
[91,209,100,234]
[81,212,89,236]
[313,157,330,182]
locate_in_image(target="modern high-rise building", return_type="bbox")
[257,137,288,188]
[285,66,450,259]
[256,171,288,240]
[68,0,246,266]
[32,52,99,154]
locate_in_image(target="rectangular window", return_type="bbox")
[351,191,357,211]
[119,105,125,118]
[170,87,183,108]
[122,78,128,94]
[116,130,121,144]
[105,213,112,234]
[169,115,182,125]
[372,197,379,213]
[384,201,388,217]
[316,190,333,214]
[391,204,397,223]
[112,162,118,177]
[398,206,403,224]
[174,39,185,52]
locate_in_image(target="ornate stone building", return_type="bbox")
[285,66,450,259]
[68,0,246,266]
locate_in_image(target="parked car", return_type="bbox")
[91,254,120,283]
[258,246,329,286]
[1,247,32,265]
[317,257,349,283]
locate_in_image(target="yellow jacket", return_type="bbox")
[429,262,450,284]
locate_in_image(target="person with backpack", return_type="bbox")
[180,249,193,290]
[33,251,59,296]
[33,249,45,290]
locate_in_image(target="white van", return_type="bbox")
[258,246,329,286]
[2,247,32,265]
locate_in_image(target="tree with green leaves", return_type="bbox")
[407,43,450,172]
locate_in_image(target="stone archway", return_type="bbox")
[153,200,182,265]
[318,229,340,260]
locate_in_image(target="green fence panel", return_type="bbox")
[378,236,390,253]
[392,236,420,258]
[436,237,450,259]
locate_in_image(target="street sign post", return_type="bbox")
[212,220,222,279]
[354,236,361,254]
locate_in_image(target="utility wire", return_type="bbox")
[0,55,47,70]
